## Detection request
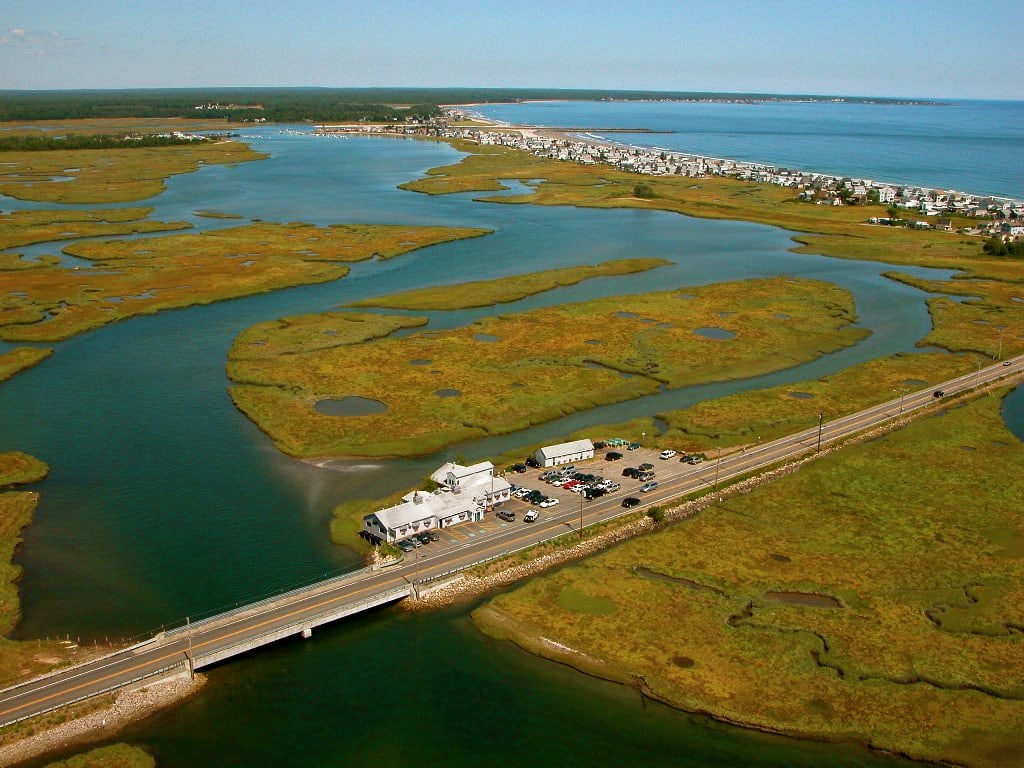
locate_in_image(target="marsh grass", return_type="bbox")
[475,392,1024,767]
[883,272,1024,358]
[0,348,53,382]
[0,223,488,342]
[0,208,189,253]
[228,277,868,458]
[40,743,155,768]
[0,140,266,204]
[347,258,671,310]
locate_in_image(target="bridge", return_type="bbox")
[0,357,1020,729]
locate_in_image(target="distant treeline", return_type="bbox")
[0,88,940,123]
[0,89,443,123]
[0,133,213,152]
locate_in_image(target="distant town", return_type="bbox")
[313,108,1023,240]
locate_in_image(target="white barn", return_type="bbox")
[533,439,595,467]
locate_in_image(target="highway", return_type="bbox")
[0,356,1019,729]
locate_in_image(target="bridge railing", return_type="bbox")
[0,660,189,729]
[192,585,412,669]
[165,565,375,638]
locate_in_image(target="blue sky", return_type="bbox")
[2,0,1021,99]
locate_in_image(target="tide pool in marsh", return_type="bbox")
[0,130,953,766]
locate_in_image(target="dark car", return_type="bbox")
[605,451,623,461]
[933,390,945,398]
[525,457,540,468]
[637,471,655,481]
[621,497,641,508]
[593,441,607,450]
[585,487,607,500]
[397,539,415,553]
[627,442,641,450]
[509,463,528,473]
[415,532,432,545]
[622,467,639,478]
[428,530,440,542]
[639,463,654,471]
[496,509,516,522]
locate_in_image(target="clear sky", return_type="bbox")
[2,0,1022,99]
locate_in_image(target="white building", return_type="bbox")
[363,461,511,543]
[533,439,595,467]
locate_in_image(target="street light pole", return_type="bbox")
[714,447,721,491]
[998,327,1004,361]
[816,413,823,453]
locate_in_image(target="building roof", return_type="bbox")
[536,439,594,460]
[430,460,495,487]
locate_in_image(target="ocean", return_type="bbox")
[471,99,1024,201]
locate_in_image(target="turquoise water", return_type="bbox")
[472,100,1024,200]
[0,127,974,766]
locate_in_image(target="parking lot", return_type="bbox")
[391,443,711,557]
[499,444,704,523]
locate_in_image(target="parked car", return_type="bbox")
[523,510,539,522]
[640,481,659,493]
[428,530,440,542]
[397,539,415,552]
[603,481,621,491]
[639,463,654,471]
[560,465,576,474]
[584,487,606,500]
[621,497,641,508]
[538,498,560,508]
[659,449,677,460]
[593,441,606,450]
[605,451,623,461]
[622,467,639,478]
[509,463,528,473]
[681,454,704,465]
[627,442,641,450]
[497,509,516,522]
[525,457,540,467]
[410,537,423,548]
[415,532,432,545]
[637,471,655,481]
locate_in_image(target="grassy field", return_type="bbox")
[347,257,671,310]
[0,452,49,488]
[0,222,488,342]
[0,117,241,138]
[401,141,1016,277]
[474,391,1024,768]
[0,207,189,254]
[0,140,266,204]
[39,743,155,768]
[0,453,76,688]
[883,272,1024,358]
[228,276,869,458]
[0,348,53,382]
[656,350,981,451]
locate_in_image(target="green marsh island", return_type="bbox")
[227,275,869,458]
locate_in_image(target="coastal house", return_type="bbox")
[533,439,595,468]
[363,461,511,543]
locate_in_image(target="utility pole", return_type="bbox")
[186,616,194,680]
[998,327,1004,361]
[714,447,721,491]
[579,492,584,543]
[816,413,823,453]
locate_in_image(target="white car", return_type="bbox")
[523,510,539,522]
[603,481,621,491]
[538,498,560,508]
[659,450,677,460]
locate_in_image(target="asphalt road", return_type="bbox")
[0,356,1019,729]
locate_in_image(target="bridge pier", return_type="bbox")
[301,626,312,639]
